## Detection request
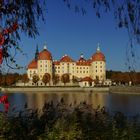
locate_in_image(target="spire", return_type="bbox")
[35,44,39,61]
[97,43,100,52]
[44,43,47,50]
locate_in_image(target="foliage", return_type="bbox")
[0,73,21,86]
[107,70,140,85]
[0,0,46,69]
[0,101,140,139]
[32,74,39,86]
[61,73,70,85]
[42,73,51,85]
[52,74,60,85]
[21,73,29,84]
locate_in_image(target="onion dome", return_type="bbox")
[28,59,37,69]
[91,46,105,62]
[76,53,91,66]
[81,77,93,82]
[38,45,52,60]
[60,54,74,62]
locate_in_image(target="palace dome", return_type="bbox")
[60,54,74,62]
[91,47,105,62]
[28,59,37,69]
[38,47,52,60]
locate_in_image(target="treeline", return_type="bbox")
[0,73,29,86]
[1,101,140,140]
[107,70,140,85]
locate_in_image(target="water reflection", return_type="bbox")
[1,92,140,116]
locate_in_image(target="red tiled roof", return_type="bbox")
[28,59,37,69]
[60,55,74,62]
[81,77,93,82]
[38,49,52,60]
[76,57,91,66]
[91,51,105,62]
[53,61,60,65]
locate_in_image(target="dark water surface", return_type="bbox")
[1,91,140,116]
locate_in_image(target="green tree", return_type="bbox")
[32,74,39,86]
[61,73,70,85]
[42,73,51,86]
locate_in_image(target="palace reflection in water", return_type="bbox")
[3,92,140,116]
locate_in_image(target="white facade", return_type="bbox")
[27,45,106,86]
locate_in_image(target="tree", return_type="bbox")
[0,0,46,68]
[42,73,51,86]
[52,74,60,85]
[61,73,70,85]
[22,73,29,85]
[5,74,15,86]
[32,74,39,86]
[72,76,78,83]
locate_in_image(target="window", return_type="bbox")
[77,71,78,73]
[45,65,47,67]
[100,66,102,68]
[100,62,102,64]
[96,66,97,68]
[83,71,85,73]
[100,70,102,72]
[87,71,88,73]
[87,67,88,69]
[96,70,97,72]
[40,65,42,67]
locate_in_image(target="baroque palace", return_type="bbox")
[27,44,108,86]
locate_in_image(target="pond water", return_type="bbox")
[1,91,140,116]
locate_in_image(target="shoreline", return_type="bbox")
[109,86,140,94]
[1,86,140,94]
[0,86,109,93]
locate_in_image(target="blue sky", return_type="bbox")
[12,0,140,73]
